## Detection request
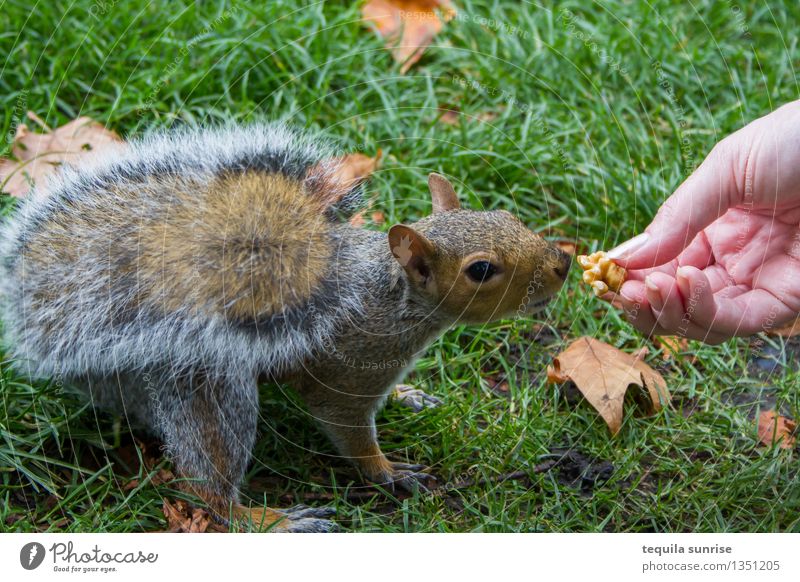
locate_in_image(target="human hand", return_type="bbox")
[609,101,800,343]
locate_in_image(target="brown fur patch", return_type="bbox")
[133,171,333,321]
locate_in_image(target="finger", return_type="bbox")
[616,280,729,343]
[676,266,794,337]
[674,265,718,326]
[609,142,743,270]
[645,272,686,332]
[616,280,667,337]
[710,290,797,337]
[623,230,712,282]
[614,278,728,342]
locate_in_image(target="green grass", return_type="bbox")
[2,0,799,532]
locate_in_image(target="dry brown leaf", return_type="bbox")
[349,210,387,228]
[757,410,797,450]
[654,336,689,360]
[328,150,382,191]
[437,105,500,126]
[0,113,123,197]
[484,374,510,397]
[547,337,670,435]
[554,240,578,256]
[476,110,499,123]
[162,498,225,533]
[767,316,800,337]
[362,0,456,73]
[438,105,461,125]
[349,212,367,227]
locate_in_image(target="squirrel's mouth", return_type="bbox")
[524,296,552,314]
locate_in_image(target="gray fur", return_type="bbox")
[0,123,567,525]
[0,124,366,387]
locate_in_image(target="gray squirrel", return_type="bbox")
[0,124,570,532]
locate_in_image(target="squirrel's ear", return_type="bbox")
[428,173,460,213]
[388,224,435,285]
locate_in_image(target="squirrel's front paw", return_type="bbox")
[372,461,438,493]
[392,384,443,412]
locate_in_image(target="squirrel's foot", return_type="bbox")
[372,461,438,493]
[392,384,443,412]
[234,504,339,533]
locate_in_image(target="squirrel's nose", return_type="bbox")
[553,250,572,281]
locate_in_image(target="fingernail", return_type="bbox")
[607,233,650,260]
[619,286,637,302]
[645,276,663,310]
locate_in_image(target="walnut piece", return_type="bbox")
[577,251,627,296]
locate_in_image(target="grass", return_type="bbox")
[1,0,799,532]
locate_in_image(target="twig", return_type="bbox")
[284,460,558,504]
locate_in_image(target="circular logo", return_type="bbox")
[20,542,46,570]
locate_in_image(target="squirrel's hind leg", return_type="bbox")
[152,370,337,532]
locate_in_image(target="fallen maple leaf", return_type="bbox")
[0,112,123,197]
[547,337,670,435]
[327,150,383,192]
[554,239,578,256]
[162,498,225,533]
[654,336,689,360]
[309,149,382,213]
[350,209,387,228]
[350,212,367,227]
[757,410,797,450]
[438,104,461,125]
[362,0,456,73]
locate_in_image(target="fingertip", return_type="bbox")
[607,233,650,264]
[644,275,664,311]
[619,279,647,304]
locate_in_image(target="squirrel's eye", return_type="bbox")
[466,260,497,282]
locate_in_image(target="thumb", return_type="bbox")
[609,142,742,270]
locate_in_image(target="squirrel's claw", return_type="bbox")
[281,505,339,533]
[392,384,443,412]
[383,462,437,493]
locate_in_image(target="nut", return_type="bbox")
[577,251,627,296]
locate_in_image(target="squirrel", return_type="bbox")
[0,124,571,532]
